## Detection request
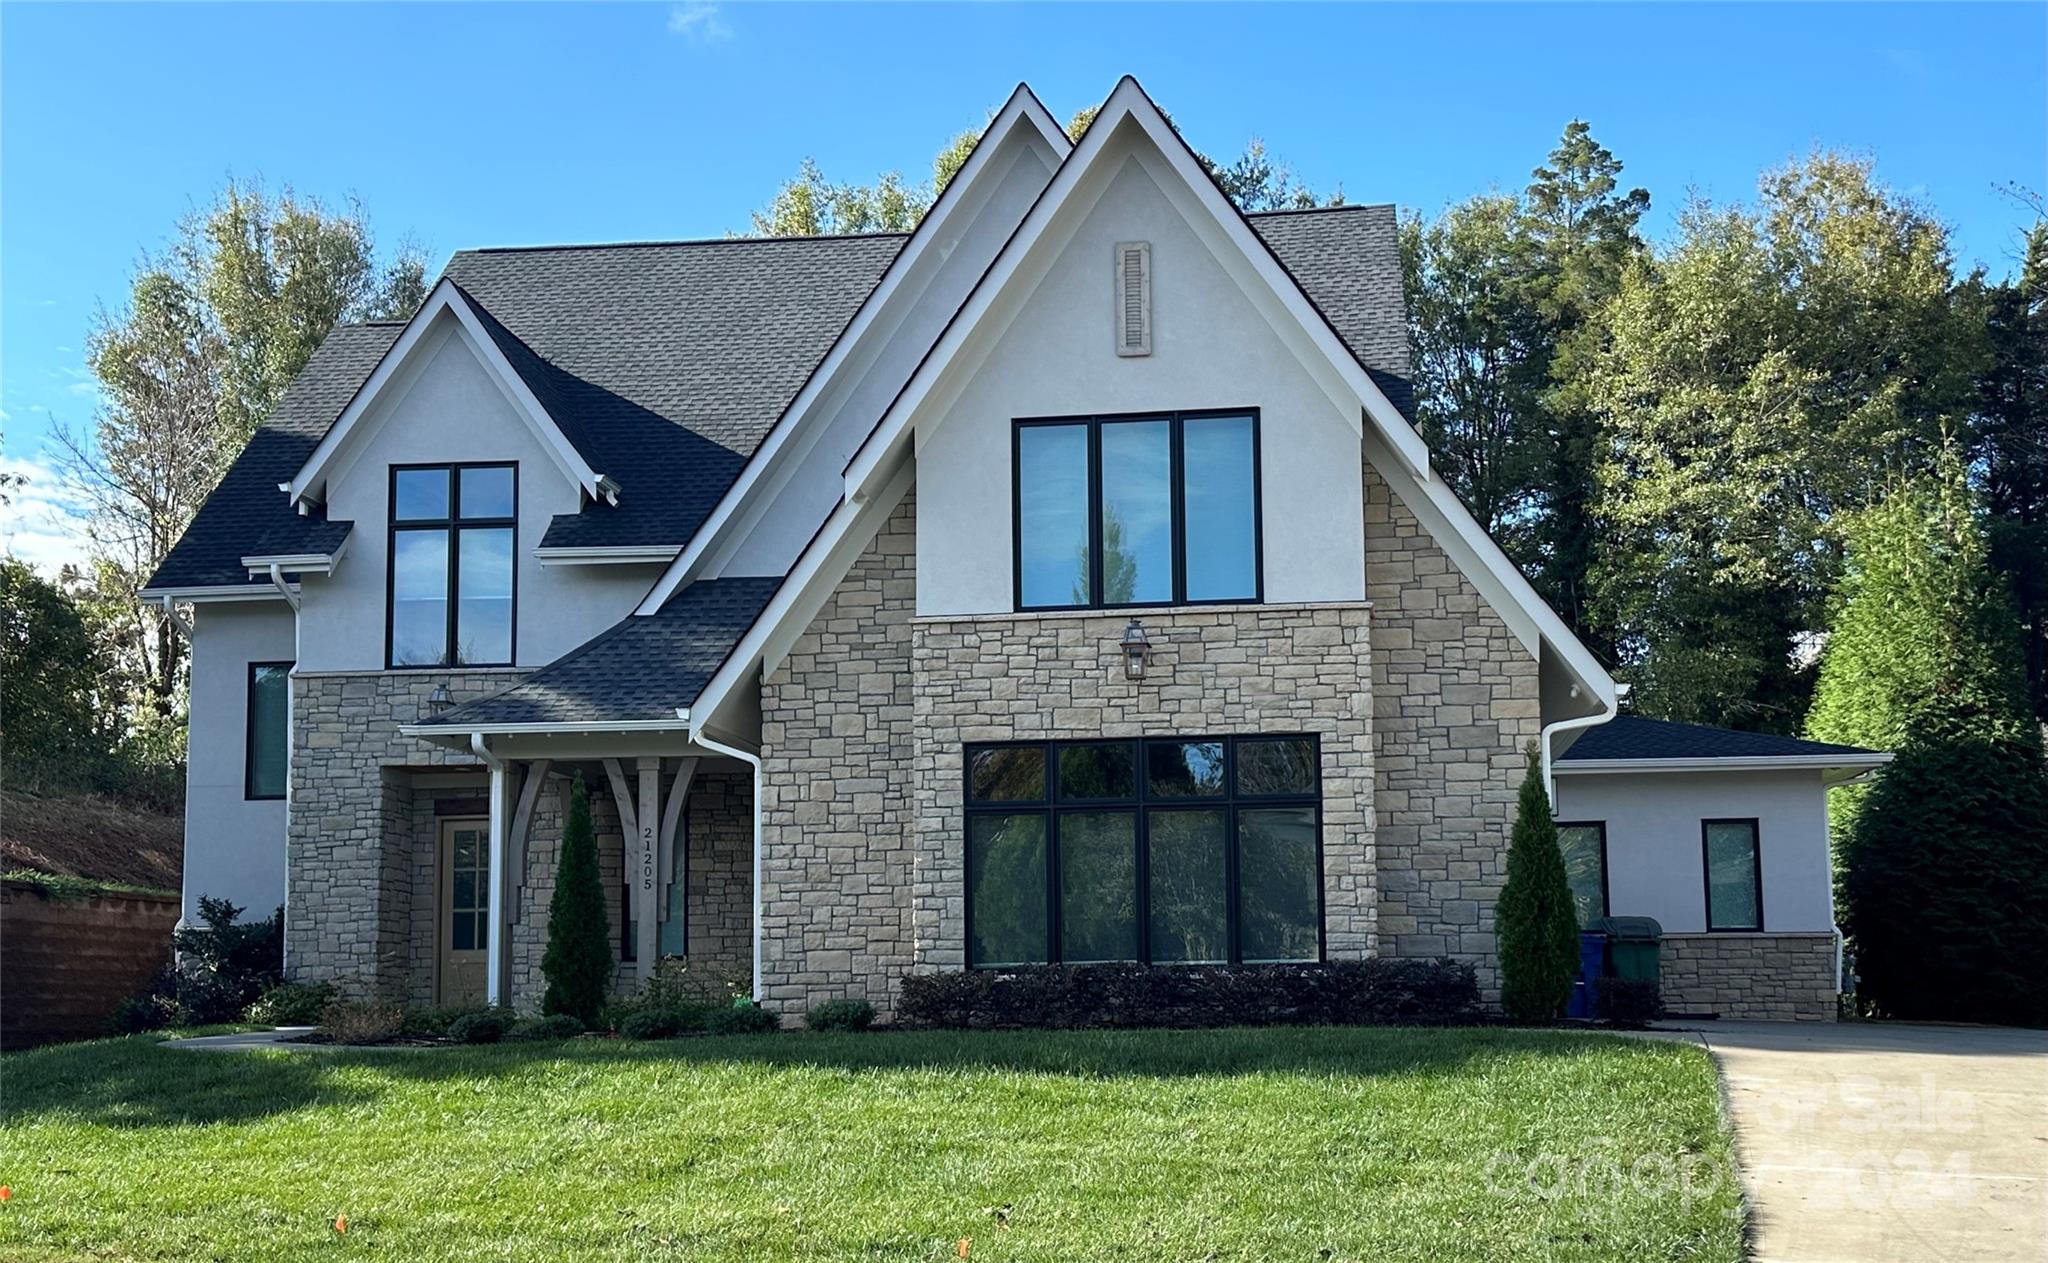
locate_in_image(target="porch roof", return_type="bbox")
[414,576,781,730]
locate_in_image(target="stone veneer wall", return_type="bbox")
[288,670,520,998]
[1660,932,1838,1022]
[756,496,919,1017]
[1362,464,1543,999]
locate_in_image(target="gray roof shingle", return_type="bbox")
[415,576,783,728]
[150,206,1412,600]
[1559,715,1881,763]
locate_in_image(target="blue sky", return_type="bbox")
[3,2,2042,569]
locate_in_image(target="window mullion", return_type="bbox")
[1087,419,1104,608]
[1170,412,1186,604]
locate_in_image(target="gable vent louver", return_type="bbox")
[1114,241,1152,357]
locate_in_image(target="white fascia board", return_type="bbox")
[138,583,294,604]
[283,279,602,509]
[399,716,693,743]
[689,455,916,736]
[1554,753,1894,776]
[841,76,1431,506]
[241,529,353,577]
[533,544,681,566]
[636,85,1071,616]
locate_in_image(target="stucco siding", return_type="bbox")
[182,600,296,923]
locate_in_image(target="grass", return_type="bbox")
[0,1026,1742,1262]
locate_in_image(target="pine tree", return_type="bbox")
[542,776,612,1024]
[1495,747,1581,1021]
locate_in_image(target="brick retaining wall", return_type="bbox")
[1,880,179,1048]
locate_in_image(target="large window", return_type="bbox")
[245,662,291,800]
[1013,411,1260,611]
[1702,818,1763,931]
[964,735,1321,967]
[1557,822,1608,926]
[387,464,516,667]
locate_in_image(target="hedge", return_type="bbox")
[897,959,1479,1030]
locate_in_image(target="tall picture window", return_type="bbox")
[245,662,292,800]
[1556,822,1608,926]
[964,735,1321,968]
[388,464,516,668]
[1702,818,1763,931]
[1013,411,1260,611]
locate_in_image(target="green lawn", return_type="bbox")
[0,1027,1742,1262]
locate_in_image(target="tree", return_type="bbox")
[1588,154,1982,731]
[0,559,126,797]
[1974,216,2048,722]
[543,777,613,1025]
[1495,747,1579,1021]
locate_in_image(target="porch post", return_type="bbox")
[634,756,661,976]
[485,756,512,1008]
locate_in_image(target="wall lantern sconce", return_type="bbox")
[1120,618,1152,680]
[426,682,453,714]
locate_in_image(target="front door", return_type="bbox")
[437,818,490,1008]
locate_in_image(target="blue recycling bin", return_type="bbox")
[1568,930,1607,1019]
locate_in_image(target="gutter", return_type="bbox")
[689,724,763,1003]
[1540,681,1615,806]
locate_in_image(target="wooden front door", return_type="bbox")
[436,818,490,1008]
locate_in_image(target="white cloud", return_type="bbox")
[667,2,731,42]
[0,452,96,577]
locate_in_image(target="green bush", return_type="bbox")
[707,1002,779,1036]
[616,1005,718,1040]
[542,777,612,1027]
[397,1006,476,1040]
[1495,746,1579,1022]
[804,998,876,1032]
[170,896,285,1024]
[507,1013,585,1042]
[897,959,1479,1030]
[247,982,338,1026]
[448,1009,518,1045]
[1594,976,1664,1028]
[107,994,174,1035]
[319,999,406,1045]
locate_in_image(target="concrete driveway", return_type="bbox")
[1660,1021,2046,1263]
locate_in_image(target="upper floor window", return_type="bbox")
[1013,411,1260,611]
[388,464,516,668]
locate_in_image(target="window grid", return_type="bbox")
[962,734,1322,968]
[384,463,518,669]
[1011,409,1263,613]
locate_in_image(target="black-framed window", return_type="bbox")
[963,734,1321,968]
[1557,821,1608,927]
[387,464,517,668]
[1013,410,1261,611]
[244,662,291,801]
[1702,818,1763,931]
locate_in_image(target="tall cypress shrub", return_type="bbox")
[1496,746,1580,1021]
[542,776,611,1025]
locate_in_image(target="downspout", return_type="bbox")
[690,726,763,1003]
[266,563,300,612]
[158,594,193,638]
[1540,682,1616,807]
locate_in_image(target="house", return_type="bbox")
[143,79,1878,1024]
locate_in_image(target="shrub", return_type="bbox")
[543,777,612,1027]
[896,959,1479,1031]
[1594,976,1664,1028]
[448,1008,518,1045]
[398,1006,476,1041]
[107,994,174,1035]
[247,982,339,1026]
[617,1005,718,1040]
[805,998,876,1032]
[172,896,285,1022]
[319,999,406,1045]
[1495,746,1579,1022]
[708,1001,779,1036]
[507,1013,585,1042]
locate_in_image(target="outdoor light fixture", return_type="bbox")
[426,682,453,713]
[1120,618,1152,680]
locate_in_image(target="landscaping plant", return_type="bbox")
[805,998,876,1032]
[1494,746,1579,1022]
[542,776,611,1026]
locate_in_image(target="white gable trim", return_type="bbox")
[635,84,1070,615]
[283,279,603,511]
[689,455,915,734]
